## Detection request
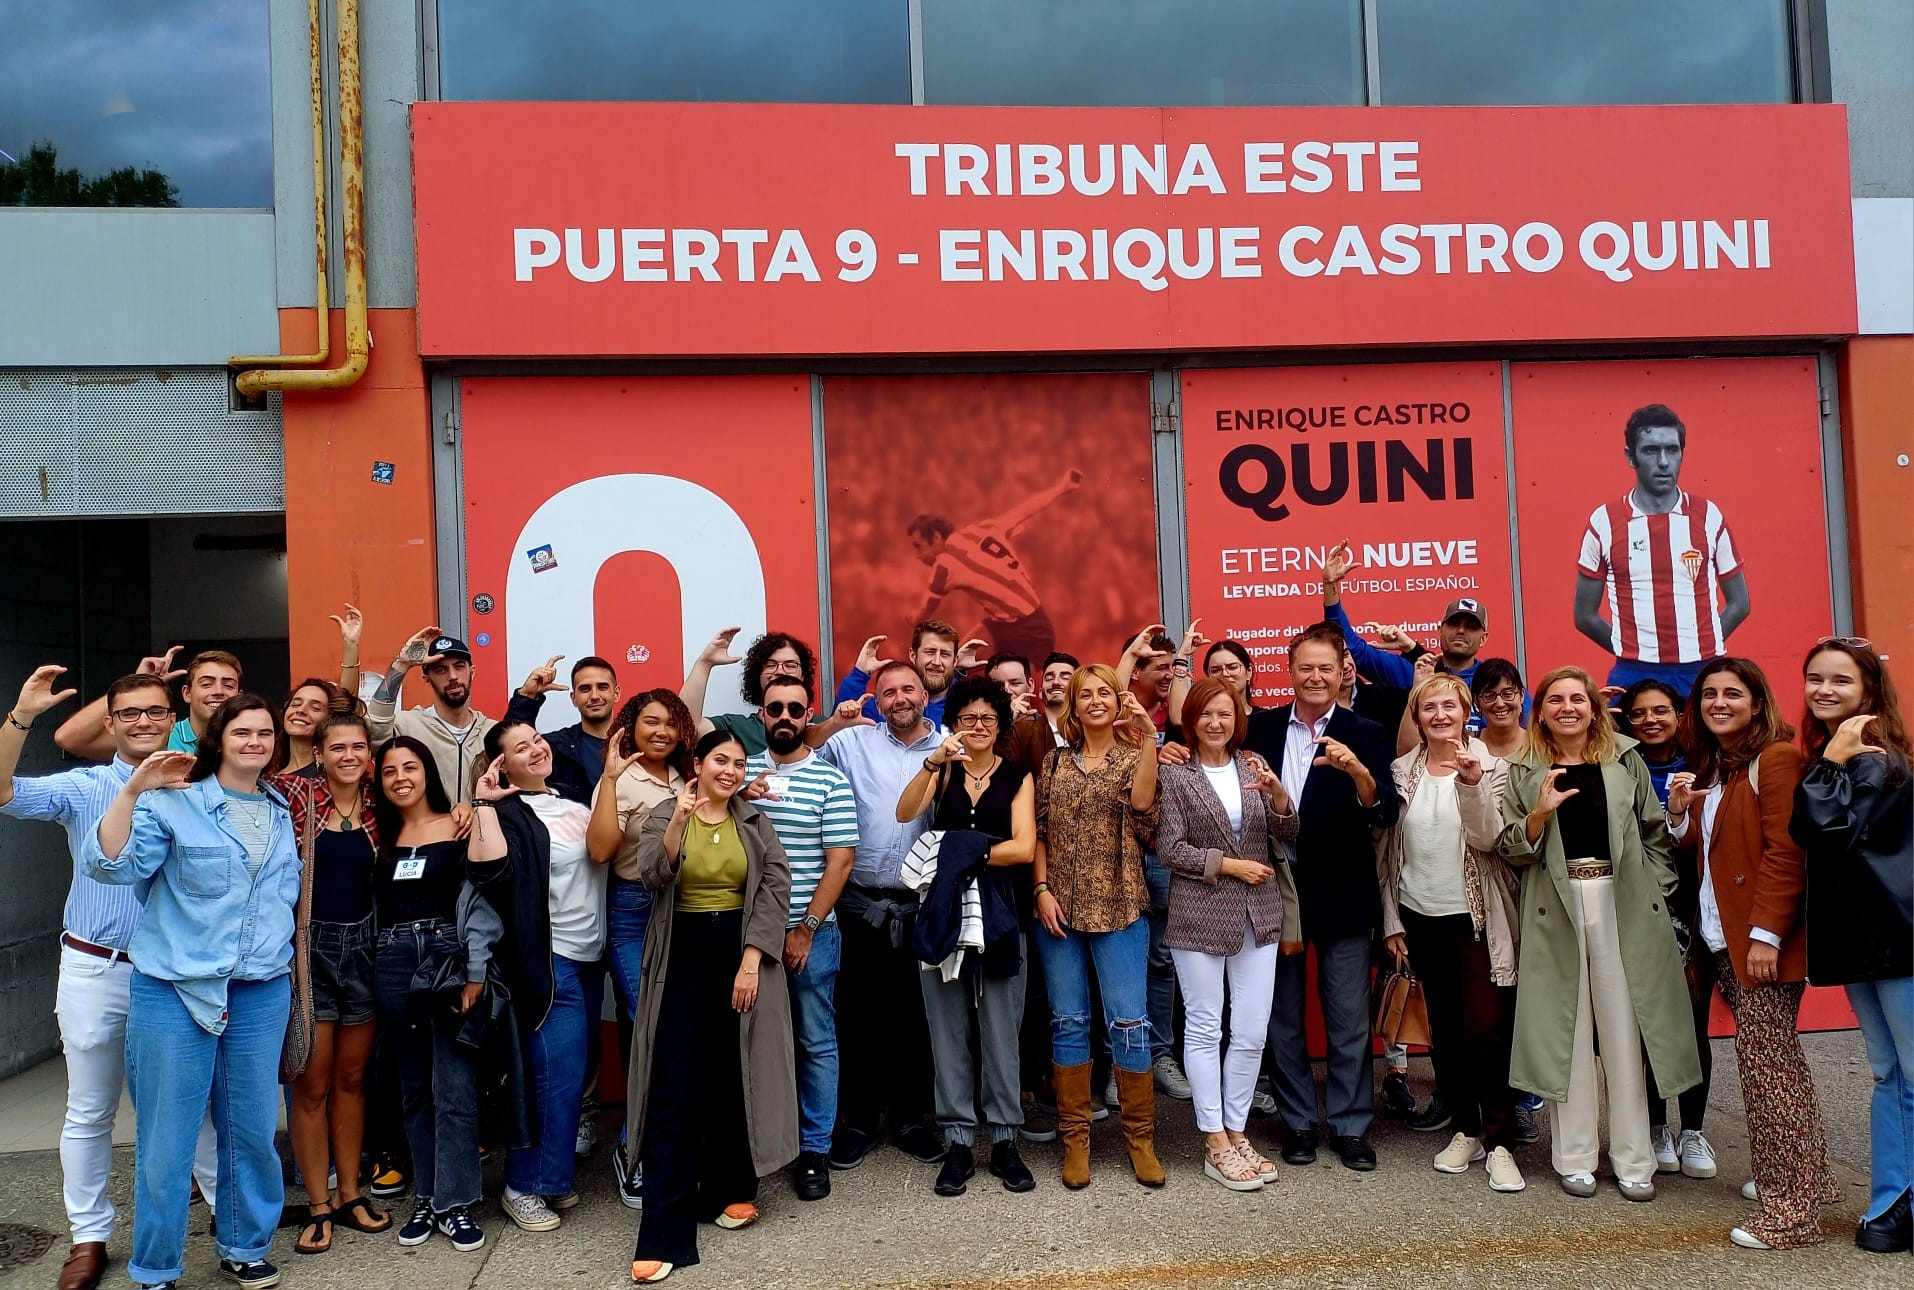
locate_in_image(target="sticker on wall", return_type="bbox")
[524,544,558,573]
[370,461,396,484]
[472,593,495,615]
[625,644,651,664]
[474,632,492,647]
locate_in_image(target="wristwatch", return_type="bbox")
[801,913,823,933]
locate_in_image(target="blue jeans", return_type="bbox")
[787,920,841,1154]
[1143,852,1177,1061]
[1033,916,1151,1073]
[1848,975,1914,1219]
[607,875,653,1021]
[1605,657,1705,698]
[124,971,289,1285]
[375,921,481,1211]
[507,952,603,1196]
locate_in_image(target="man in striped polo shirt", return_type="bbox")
[1,666,218,1290]
[1573,404,1752,696]
[745,674,858,1204]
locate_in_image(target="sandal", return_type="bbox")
[295,1208,334,1255]
[333,1195,392,1234]
[1203,1143,1263,1192]
[1230,1139,1281,1184]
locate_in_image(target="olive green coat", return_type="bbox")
[1496,737,1701,1103]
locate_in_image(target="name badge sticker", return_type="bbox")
[393,855,428,881]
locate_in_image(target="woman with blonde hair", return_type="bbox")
[1497,666,1697,1202]
[1381,673,1524,1192]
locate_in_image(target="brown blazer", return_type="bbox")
[1156,755,1300,957]
[1679,741,1810,987]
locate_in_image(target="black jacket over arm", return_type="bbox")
[1246,703,1401,942]
[1791,751,1912,986]
[465,793,557,1031]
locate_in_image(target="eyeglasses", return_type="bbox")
[1478,689,1523,705]
[765,660,804,676]
[763,700,809,719]
[954,714,999,730]
[1815,635,1872,650]
[110,705,174,723]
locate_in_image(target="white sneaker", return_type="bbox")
[1103,1072,1118,1109]
[501,1188,560,1233]
[1741,1179,1758,1201]
[1152,1055,1193,1101]
[1678,1129,1718,1179]
[1249,1081,1278,1117]
[1650,1123,1679,1173]
[1729,1226,1772,1250]
[1485,1146,1526,1193]
[1560,1171,1597,1198]
[1433,1132,1485,1174]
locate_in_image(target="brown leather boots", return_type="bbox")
[1052,1061,1093,1188]
[1115,1066,1166,1187]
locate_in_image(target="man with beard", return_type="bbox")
[506,654,620,805]
[746,675,858,1202]
[368,627,497,804]
[1010,652,1078,778]
[815,661,947,1170]
[833,620,964,728]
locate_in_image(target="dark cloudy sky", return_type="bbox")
[0,0,273,206]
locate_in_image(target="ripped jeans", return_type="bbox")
[1032,915,1152,1073]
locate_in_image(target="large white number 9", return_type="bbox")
[836,229,876,282]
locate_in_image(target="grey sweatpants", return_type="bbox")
[919,958,1027,1147]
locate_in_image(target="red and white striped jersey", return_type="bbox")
[927,522,1043,622]
[1577,491,1742,664]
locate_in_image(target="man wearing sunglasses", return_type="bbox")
[1,668,218,1290]
[744,676,859,1204]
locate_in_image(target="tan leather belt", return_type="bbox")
[1565,860,1614,880]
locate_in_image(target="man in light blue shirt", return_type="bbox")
[0,666,218,1278]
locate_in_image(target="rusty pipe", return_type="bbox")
[231,0,328,368]
[237,0,366,395]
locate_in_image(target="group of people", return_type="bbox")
[4,569,1908,1289]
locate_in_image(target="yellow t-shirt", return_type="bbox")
[679,813,746,913]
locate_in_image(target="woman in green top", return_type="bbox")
[626,729,796,1283]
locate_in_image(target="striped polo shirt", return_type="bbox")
[744,749,859,927]
[930,522,1042,621]
[1578,490,1742,665]
[4,757,143,951]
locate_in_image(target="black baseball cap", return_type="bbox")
[430,635,472,661]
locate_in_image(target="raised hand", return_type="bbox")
[956,638,991,671]
[1125,625,1169,660]
[1824,713,1885,766]
[1249,757,1291,812]
[396,625,442,669]
[138,645,187,684]
[1413,652,1438,682]
[128,750,196,794]
[1312,736,1363,778]
[1061,466,1084,490]
[602,729,638,782]
[1010,692,1037,720]
[329,603,364,649]
[474,756,521,804]
[1536,766,1581,816]
[1452,739,1484,786]
[1322,540,1352,587]
[854,635,891,674]
[742,769,780,802]
[699,627,742,670]
[519,654,568,698]
[1177,618,1208,659]
[671,783,711,821]
[1117,689,1157,742]
[929,733,969,767]
[831,698,877,729]
[14,665,78,720]
[1665,770,1697,818]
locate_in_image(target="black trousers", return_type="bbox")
[635,910,756,1268]
[1398,908,1517,1147]
[835,899,933,1137]
[1647,945,1716,1132]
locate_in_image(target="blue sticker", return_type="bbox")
[525,543,558,573]
[370,461,395,484]
[474,633,491,647]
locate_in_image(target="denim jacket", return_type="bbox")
[82,777,301,1034]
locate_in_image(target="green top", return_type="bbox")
[679,811,746,912]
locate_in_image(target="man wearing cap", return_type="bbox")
[367,625,498,804]
[1320,541,1498,728]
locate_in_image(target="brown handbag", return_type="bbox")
[1374,961,1432,1049]
[278,790,318,1083]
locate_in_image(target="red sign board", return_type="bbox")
[413,102,1854,358]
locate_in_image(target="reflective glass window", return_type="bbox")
[438,0,911,104]
[922,1,1364,106]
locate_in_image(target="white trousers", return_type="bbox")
[1172,925,1279,1134]
[1549,876,1655,1184]
[56,945,219,1242]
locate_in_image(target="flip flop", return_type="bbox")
[295,1209,334,1254]
[333,1195,392,1234]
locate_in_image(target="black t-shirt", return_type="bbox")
[932,756,1032,840]
[1552,762,1612,863]
[312,826,377,923]
[375,837,469,926]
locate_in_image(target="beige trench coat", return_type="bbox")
[625,796,798,1178]
[1496,737,1701,1103]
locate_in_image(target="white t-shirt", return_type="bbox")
[1398,771,1469,919]
[1200,760,1244,832]
[525,793,605,962]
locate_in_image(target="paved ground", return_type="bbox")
[0,1032,1902,1289]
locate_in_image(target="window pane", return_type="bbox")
[0,0,272,208]
[923,1,1363,106]
[1377,0,1794,105]
[439,0,910,104]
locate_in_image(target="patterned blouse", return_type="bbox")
[1035,743,1159,933]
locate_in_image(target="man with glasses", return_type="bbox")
[1,667,218,1290]
[745,675,858,1203]
[682,627,866,755]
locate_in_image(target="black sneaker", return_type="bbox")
[396,1199,435,1247]
[827,1126,879,1171]
[1408,1096,1453,1133]
[1511,1100,1542,1145]
[436,1205,486,1252]
[989,1141,1035,1193]
[366,1160,408,1200]
[613,1140,644,1211]
[1379,1068,1415,1116]
[218,1259,282,1289]
[894,1121,947,1164]
[933,1147,975,1196]
[791,1150,831,1202]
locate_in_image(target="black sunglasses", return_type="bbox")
[764,700,809,719]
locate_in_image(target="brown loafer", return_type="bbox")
[58,1242,107,1290]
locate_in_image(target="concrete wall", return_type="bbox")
[0,520,152,1079]
[1827,0,1914,197]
